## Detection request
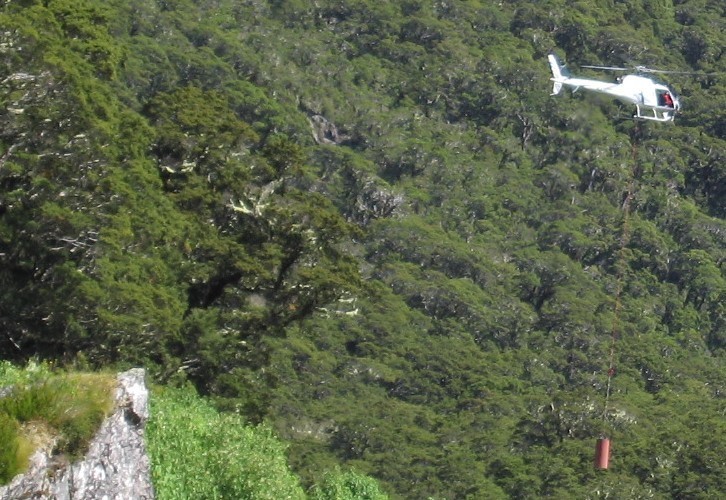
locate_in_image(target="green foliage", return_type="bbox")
[0,413,22,484]
[310,468,388,500]
[147,385,389,499]
[0,360,53,387]
[0,379,58,423]
[1,0,724,497]
[146,385,306,500]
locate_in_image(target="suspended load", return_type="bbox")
[594,438,611,470]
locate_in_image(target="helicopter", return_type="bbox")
[548,53,681,122]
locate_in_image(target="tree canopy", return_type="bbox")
[0,0,723,497]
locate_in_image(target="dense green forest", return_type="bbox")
[0,0,723,497]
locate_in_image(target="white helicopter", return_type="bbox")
[548,53,681,122]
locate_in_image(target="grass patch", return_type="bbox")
[0,362,116,485]
[52,373,116,457]
[0,413,22,482]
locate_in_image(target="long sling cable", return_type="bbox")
[597,122,641,470]
[604,121,640,419]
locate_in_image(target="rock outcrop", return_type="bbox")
[308,114,349,145]
[0,368,153,500]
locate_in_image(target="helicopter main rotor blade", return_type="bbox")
[633,66,681,74]
[583,63,720,76]
[581,65,629,71]
[635,67,720,76]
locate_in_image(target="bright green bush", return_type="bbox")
[310,468,389,500]
[147,385,306,500]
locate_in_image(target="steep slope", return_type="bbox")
[0,0,723,498]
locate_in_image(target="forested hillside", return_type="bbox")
[0,0,724,498]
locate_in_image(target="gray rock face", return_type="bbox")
[0,368,154,500]
[308,114,349,145]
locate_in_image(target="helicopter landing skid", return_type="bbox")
[634,105,675,122]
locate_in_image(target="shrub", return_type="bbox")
[310,468,389,500]
[147,385,306,500]
[0,382,58,423]
[0,361,52,388]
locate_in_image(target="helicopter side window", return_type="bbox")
[658,91,674,108]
